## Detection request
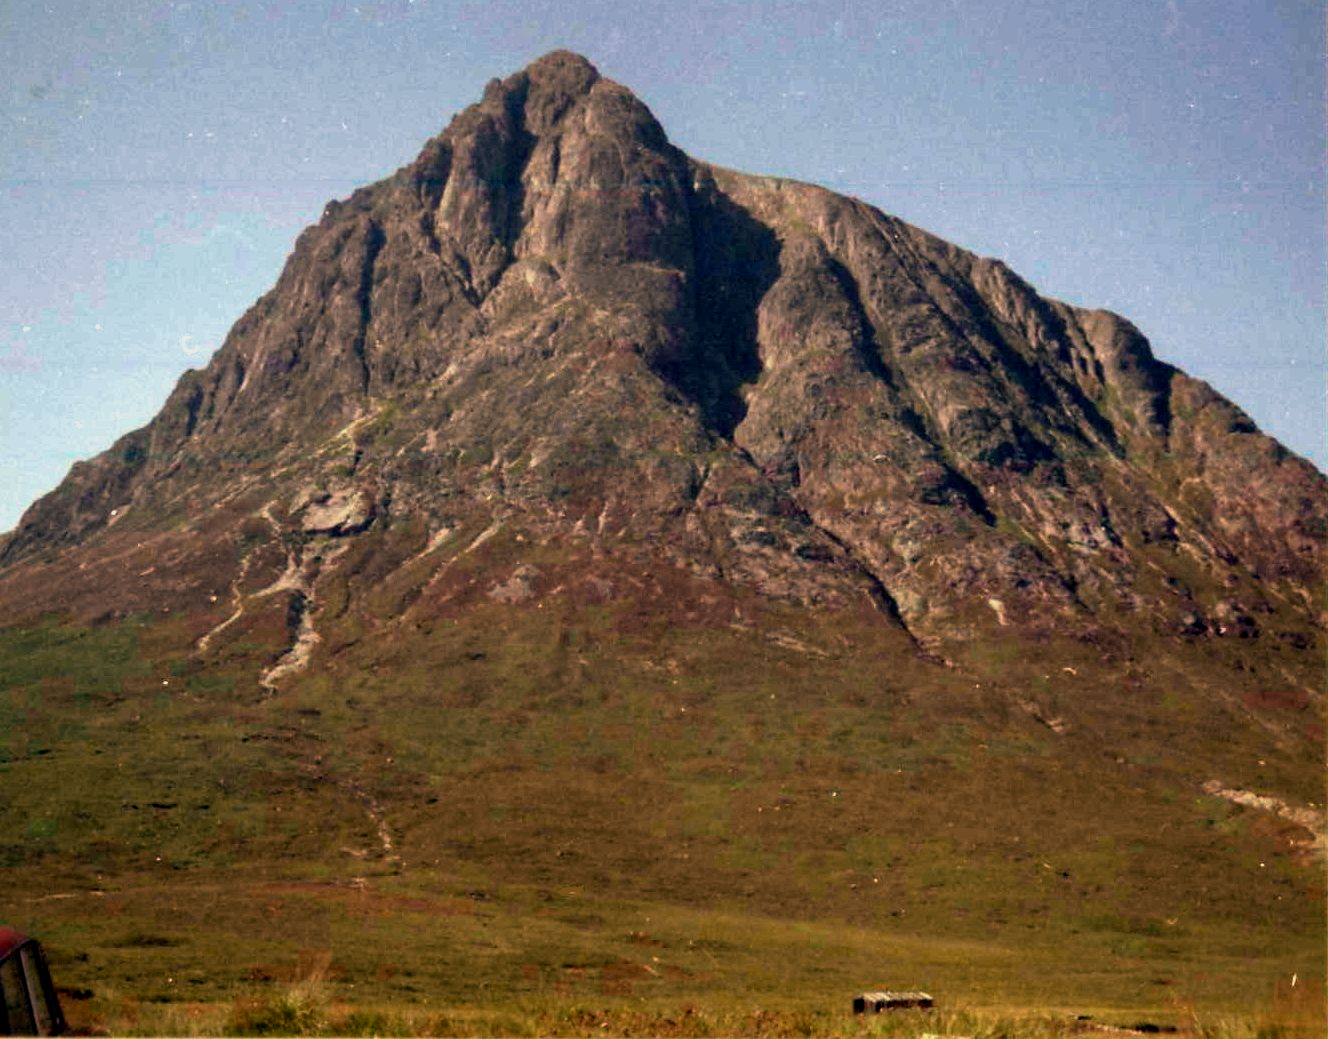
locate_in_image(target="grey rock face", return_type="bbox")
[1,51,1322,651]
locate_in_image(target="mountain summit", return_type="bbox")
[0,52,1323,1026]
[2,51,1320,653]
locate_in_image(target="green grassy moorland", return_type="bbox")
[0,571,1322,1037]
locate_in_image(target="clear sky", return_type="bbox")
[2,0,1323,532]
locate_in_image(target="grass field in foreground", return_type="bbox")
[0,593,1322,1038]
[9,863,1323,1037]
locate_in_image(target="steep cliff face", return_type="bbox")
[1,50,1322,656]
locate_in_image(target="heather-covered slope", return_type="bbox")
[0,52,1322,1031]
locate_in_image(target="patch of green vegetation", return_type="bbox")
[0,591,1320,1035]
[228,992,325,1036]
[0,615,149,696]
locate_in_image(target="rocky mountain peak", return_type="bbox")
[0,53,1322,664]
[492,49,602,123]
[2,56,1320,1026]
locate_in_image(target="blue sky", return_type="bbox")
[2,0,1323,531]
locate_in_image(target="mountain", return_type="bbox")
[2,52,1321,650]
[1,52,1322,1032]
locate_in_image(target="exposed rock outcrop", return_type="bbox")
[0,50,1322,657]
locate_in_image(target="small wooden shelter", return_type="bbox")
[852,990,934,1013]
